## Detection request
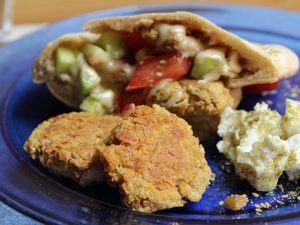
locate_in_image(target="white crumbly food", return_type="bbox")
[283,99,300,137]
[217,107,247,162]
[217,103,283,161]
[285,133,300,180]
[217,99,300,191]
[284,100,300,180]
[217,103,284,191]
[235,135,290,191]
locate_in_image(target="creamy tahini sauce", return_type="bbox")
[165,91,184,107]
[154,24,242,81]
[155,24,204,57]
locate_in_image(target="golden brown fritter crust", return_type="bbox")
[100,105,212,213]
[146,80,242,140]
[24,112,122,186]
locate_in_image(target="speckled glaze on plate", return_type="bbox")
[0,3,300,225]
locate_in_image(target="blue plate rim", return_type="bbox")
[1,3,300,224]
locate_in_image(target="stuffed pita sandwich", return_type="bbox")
[32,12,299,139]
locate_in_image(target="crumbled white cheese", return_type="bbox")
[217,103,282,163]
[286,133,300,180]
[217,107,247,162]
[235,135,290,191]
[283,99,300,137]
[217,100,300,191]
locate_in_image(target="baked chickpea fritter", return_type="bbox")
[100,105,212,213]
[146,80,242,140]
[24,112,122,186]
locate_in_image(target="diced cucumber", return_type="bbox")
[91,88,114,112]
[190,49,225,80]
[191,58,221,79]
[69,53,86,77]
[80,88,115,114]
[82,44,110,66]
[97,31,127,59]
[79,96,106,115]
[79,64,101,95]
[55,46,78,73]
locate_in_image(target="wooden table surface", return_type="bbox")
[14,0,300,24]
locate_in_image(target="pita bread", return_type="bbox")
[84,11,299,87]
[33,12,299,109]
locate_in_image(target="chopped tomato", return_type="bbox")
[243,81,280,94]
[114,89,148,114]
[121,89,148,107]
[124,30,146,51]
[126,53,191,91]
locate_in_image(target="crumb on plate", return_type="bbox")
[224,194,249,211]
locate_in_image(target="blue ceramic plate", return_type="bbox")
[0,3,300,225]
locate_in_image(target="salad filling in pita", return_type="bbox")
[33,12,299,117]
